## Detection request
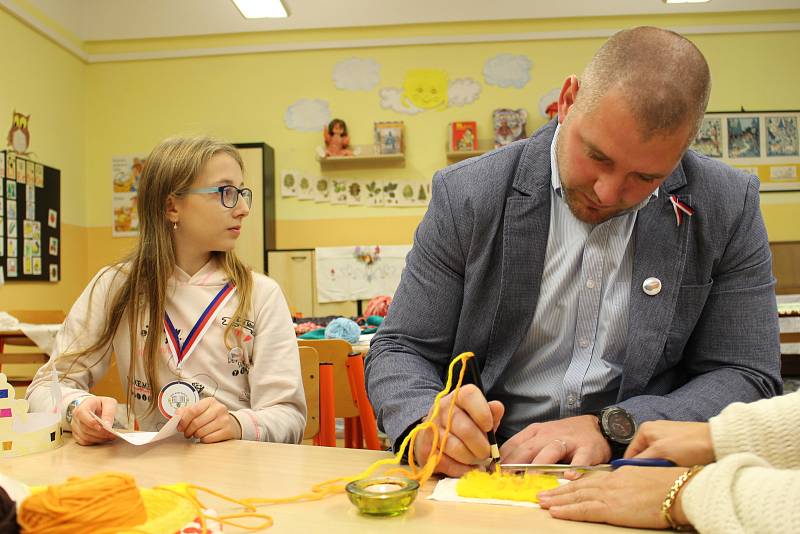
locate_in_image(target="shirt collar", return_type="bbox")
[549,123,659,211]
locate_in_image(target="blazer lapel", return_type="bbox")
[483,125,554,390]
[618,166,693,397]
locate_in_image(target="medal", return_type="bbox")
[158,380,200,418]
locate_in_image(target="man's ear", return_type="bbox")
[165,194,179,223]
[557,75,580,124]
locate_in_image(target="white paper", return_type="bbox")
[91,411,183,445]
[427,477,566,508]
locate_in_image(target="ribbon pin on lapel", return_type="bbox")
[669,195,694,227]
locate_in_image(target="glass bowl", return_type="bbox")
[345,476,420,516]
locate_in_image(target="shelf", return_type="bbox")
[445,139,494,162]
[317,144,405,170]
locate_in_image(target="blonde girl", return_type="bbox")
[26,137,306,445]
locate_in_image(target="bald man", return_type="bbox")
[365,27,782,477]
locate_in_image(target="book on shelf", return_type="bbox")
[374,121,404,155]
[493,108,528,148]
[448,121,478,152]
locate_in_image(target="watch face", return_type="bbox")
[606,410,636,442]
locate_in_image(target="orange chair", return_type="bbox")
[298,339,381,450]
[297,345,321,441]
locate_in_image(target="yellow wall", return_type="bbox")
[2,8,800,310]
[0,8,88,310]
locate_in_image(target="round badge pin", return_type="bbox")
[158,380,200,418]
[642,277,662,296]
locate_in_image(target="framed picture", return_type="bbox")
[690,111,800,191]
[374,121,404,155]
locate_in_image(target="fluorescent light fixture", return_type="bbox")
[663,0,711,3]
[232,0,288,19]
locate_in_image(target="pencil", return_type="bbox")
[466,355,501,472]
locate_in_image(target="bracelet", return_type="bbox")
[661,465,704,531]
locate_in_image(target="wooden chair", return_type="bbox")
[0,309,65,389]
[297,339,381,450]
[298,345,321,441]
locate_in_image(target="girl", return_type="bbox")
[26,136,306,445]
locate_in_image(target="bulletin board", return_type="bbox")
[1,150,61,282]
[690,111,800,191]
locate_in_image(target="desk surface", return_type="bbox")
[1,438,650,534]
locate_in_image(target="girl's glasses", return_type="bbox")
[187,185,253,209]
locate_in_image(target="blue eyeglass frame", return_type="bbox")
[186,185,253,208]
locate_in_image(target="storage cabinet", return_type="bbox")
[267,250,357,318]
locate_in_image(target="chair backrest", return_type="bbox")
[1,310,65,389]
[297,339,359,418]
[298,345,321,440]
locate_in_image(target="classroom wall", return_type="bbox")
[2,7,800,310]
[0,7,88,311]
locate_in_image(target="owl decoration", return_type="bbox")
[7,110,31,155]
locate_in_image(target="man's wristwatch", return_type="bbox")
[591,406,637,458]
[65,396,90,424]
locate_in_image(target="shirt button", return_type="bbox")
[586,279,596,289]
[567,394,576,406]
[579,338,589,348]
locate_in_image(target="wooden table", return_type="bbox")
[1,438,651,533]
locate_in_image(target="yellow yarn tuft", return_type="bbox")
[456,470,560,503]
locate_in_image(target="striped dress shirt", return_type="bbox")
[492,125,657,438]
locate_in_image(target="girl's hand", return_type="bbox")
[538,466,692,529]
[71,396,118,446]
[175,397,242,443]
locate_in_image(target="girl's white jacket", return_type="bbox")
[26,259,306,444]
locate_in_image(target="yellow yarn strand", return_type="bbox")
[240,351,474,508]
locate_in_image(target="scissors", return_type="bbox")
[500,457,675,475]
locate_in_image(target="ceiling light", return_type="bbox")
[232,0,288,19]
[663,0,711,3]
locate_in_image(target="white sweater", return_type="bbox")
[26,259,306,444]
[682,389,800,533]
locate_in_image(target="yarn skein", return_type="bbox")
[17,472,146,534]
[324,317,361,344]
[364,295,391,317]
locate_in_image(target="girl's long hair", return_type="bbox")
[66,136,253,417]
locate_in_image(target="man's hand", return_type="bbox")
[499,415,611,476]
[175,398,242,443]
[71,396,118,446]
[413,384,504,477]
[625,420,714,467]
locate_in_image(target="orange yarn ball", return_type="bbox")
[17,472,147,534]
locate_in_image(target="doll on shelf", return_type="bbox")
[323,118,354,157]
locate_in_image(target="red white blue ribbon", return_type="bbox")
[669,195,694,227]
[164,282,236,368]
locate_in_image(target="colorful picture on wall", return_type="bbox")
[766,116,799,157]
[6,111,31,155]
[493,108,527,148]
[691,117,723,157]
[727,117,760,158]
[374,121,403,154]
[111,155,144,237]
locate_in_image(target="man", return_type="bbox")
[364,27,782,477]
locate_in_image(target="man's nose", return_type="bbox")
[592,172,625,207]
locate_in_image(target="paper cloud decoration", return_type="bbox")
[483,54,533,89]
[284,99,332,131]
[448,78,482,107]
[333,58,381,91]
[379,87,424,115]
[539,88,561,119]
